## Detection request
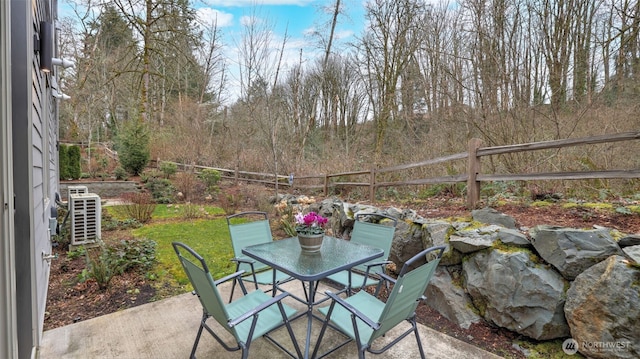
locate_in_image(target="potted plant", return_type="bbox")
[295,211,328,253]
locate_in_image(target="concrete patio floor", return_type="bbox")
[39,280,503,359]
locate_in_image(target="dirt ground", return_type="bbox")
[44,184,640,358]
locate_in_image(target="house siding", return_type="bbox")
[9,0,60,358]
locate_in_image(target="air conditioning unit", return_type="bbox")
[67,185,88,200]
[70,193,101,246]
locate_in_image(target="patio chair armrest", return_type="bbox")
[377,272,396,285]
[231,257,256,265]
[214,270,246,286]
[227,292,291,327]
[324,291,380,330]
[363,261,389,272]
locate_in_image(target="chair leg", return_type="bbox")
[190,313,207,359]
[413,323,426,359]
[229,277,237,303]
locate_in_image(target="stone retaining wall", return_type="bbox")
[60,181,141,200]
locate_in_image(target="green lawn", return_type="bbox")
[128,205,236,288]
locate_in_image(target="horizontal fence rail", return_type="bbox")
[152,131,639,209]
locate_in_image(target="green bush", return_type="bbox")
[117,121,150,175]
[199,168,221,193]
[114,166,128,180]
[58,144,69,179]
[116,238,157,272]
[67,145,82,179]
[83,243,123,290]
[58,144,81,180]
[145,178,175,203]
[159,161,177,179]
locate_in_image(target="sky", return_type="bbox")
[59,0,366,102]
[192,0,366,101]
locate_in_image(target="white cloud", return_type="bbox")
[203,0,314,6]
[196,8,234,28]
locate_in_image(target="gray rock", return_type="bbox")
[426,266,482,329]
[618,234,640,248]
[497,228,531,248]
[450,234,494,253]
[564,255,640,359]
[425,221,463,266]
[622,245,640,263]
[463,249,570,340]
[389,221,424,273]
[530,225,623,280]
[471,207,517,229]
[450,225,501,253]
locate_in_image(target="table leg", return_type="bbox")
[304,280,316,359]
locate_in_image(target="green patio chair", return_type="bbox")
[227,211,292,302]
[172,242,302,359]
[326,213,397,296]
[312,245,446,359]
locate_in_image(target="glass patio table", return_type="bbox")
[242,235,384,359]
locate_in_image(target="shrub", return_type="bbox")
[159,161,177,179]
[59,144,81,180]
[198,169,221,193]
[219,193,242,215]
[120,192,156,223]
[115,238,157,273]
[140,168,162,183]
[114,166,128,181]
[82,243,123,290]
[117,121,150,175]
[144,178,175,203]
[67,145,82,179]
[58,144,69,179]
[173,172,198,201]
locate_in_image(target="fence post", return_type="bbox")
[467,138,482,209]
[369,168,376,203]
[323,174,328,196]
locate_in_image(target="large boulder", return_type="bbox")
[530,225,623,280]
[426,266,482,329]
[450,225,500,254]
[388,221,423,272]
[424,221,463,266]
[471,207,517,229]
[463,249,570,340]
[564,255,640,359]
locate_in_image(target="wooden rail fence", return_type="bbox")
[155,131,640,209]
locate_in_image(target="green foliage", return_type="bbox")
[117,121,150,176]
[103,217,142,231]
[58,144,69,179]
[198,168,221,193]
[83,243,123,290]
[67,145,82,179]
[59,144,82,180]
[115,238,157,272]
[118,192,157,223]
[114,166,128,180]
[159,161,177,178]
[144,177,175,203]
